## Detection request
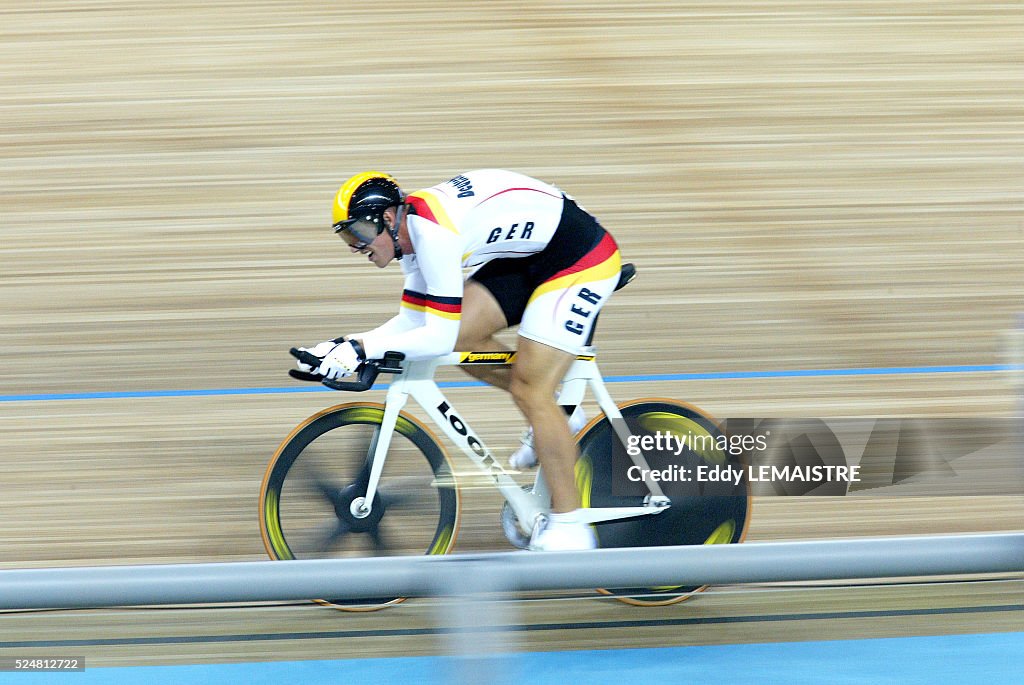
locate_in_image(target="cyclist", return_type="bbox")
[297,169,621,551]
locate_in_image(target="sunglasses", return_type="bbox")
[333,216,382,251]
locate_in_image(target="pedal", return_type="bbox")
[500,500,531,549]
[643,495,671,511]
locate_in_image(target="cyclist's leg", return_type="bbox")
[454,280,513,390]
[508,338,578,512]
[514,230,621,513]
[460,275,590,471]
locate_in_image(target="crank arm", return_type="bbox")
[577,500,671,525]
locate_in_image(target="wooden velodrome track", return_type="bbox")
[2,1,1022,671]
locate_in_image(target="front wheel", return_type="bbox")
[575,398,751,606]
[259,402,460,611]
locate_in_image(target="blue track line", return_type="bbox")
[0,364,1013,404]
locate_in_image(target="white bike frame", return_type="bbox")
[356,350,670,535]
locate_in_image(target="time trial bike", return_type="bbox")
[259,264,751,610]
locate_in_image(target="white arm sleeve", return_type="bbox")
[348,306,421,343]
[358,220,465,360]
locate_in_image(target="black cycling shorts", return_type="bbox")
[469,197,613,327]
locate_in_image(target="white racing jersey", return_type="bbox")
[355,169,571,360]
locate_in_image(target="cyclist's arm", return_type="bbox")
[347,294,423,342]
[357,219,463,360]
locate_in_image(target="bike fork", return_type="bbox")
[354,384,410,518]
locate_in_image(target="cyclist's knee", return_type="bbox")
[454,318,503,351]
[508,372,556,415]
[455,331,494,351]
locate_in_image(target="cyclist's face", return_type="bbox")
[343,207,403,268]
[335,212,391,267]
[355,229,394,268]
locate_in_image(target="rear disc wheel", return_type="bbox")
[575,399,752,606]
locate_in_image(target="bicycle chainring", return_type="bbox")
[500,500,531,550]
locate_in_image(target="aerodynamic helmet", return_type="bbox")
[331,171,403,249]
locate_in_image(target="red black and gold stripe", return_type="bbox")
[404,191,458,234]
[528,233,621,303]
[401,289,462,321]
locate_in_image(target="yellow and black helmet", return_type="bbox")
[331,171,403,249]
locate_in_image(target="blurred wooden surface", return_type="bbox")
[0,0,1021,668]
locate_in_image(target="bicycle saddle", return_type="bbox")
[615,263,636,291]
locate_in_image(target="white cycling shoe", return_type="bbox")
[528,511,598,552]
[509,405,588,470]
